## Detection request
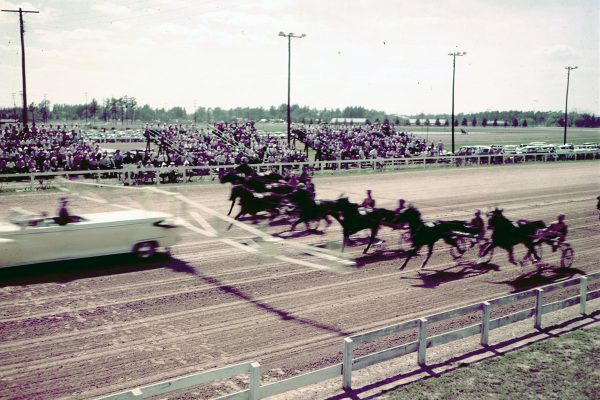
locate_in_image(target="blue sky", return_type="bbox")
[1,0,598,115]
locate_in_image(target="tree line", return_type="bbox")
[0,97,598,128]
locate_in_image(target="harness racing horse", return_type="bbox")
[478,208,546,266]
[395,206,473,270]
[332,197,394,254]
[234,163,284,182]
[227,185,290,228]
[222,172,293,215]
[287,188,338,232]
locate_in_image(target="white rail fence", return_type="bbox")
[2,154,599,191]
[97,271,600,400]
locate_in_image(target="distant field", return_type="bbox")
[255,123,599,147]
[410,126,600,147]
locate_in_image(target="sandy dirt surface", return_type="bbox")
[0,161,598,399]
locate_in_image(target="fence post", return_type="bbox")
[481,301,491,346]
[580,276,588,315]
[342,337,353,390]
[418,317,428,366]
[249,361,261,400]
[534,288,544,329]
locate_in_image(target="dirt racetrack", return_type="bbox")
[0,161,599,399]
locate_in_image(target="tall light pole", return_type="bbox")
[84,92,88,124]
[2,7,39,130]
[448,50,466,154]
[279,31,305,146]
[563,66,577,145]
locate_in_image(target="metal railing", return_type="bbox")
[2,153,599,191]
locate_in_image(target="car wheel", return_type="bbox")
[133,241,157,259]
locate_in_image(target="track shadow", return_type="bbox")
[0,253,194,287]
[189,270,352,337]
[401,262,500,289]
[495,266,586,293]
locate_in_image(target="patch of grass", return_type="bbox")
[382,326,600,400]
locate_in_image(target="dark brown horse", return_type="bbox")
[478,208,546,266]
[395,206,473,270]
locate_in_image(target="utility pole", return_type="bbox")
[193,99,197,123]
[563,66,578,145]
[84,92,88,124]
[279,32,306,146]
[12,92,17,119]
[448,50,466,154]
[2,7,39,130]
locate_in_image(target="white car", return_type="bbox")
[0,208,182,268]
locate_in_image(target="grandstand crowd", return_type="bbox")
[0,120,436,174]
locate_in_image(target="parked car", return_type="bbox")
[501,145,519,155]
[0,208,182,268]
[555,144,575,160]
[575,144,600,160]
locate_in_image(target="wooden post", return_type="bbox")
[580,276,588,315]
[481,301,491,346]
[249,361,261,400]
[534,288,544,330]
[418,317,428,366]
[342,337,353,390]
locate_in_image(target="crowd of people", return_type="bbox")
[0,122,311,175]
[296,121,442,161]
[0,123,104,174]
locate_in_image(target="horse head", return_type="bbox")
[235,163,254,176]
[401,205,422,222]
[221,172,242,184]
[487,208,510,230]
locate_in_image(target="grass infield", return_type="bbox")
[381,326,600,399]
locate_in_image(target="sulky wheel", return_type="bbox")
[450,236,467,259]
[560,245,574,268]
[478,240,493,264]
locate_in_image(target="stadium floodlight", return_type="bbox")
[449,50,467,154]
[279,31,306,146]
[563,66,578,145]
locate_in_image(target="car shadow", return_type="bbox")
[0,253,193,287]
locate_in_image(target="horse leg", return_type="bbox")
[227,200,235,216]
[507,248,518,265]
[399,244,421,270]
[420,244,434,270]
[227,211,243,230]
[363,227,379,254]
[289,218,300,231]
[478,242,495,264]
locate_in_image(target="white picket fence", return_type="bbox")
[2,153,599,191]
[97,271,600,400]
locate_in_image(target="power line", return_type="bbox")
[2,7,40,128]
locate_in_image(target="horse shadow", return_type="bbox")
[496,265,586,293]
[353,248,410,268]
[275,228,327,239]
[0,254,195,287]
[401,261,500,289]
